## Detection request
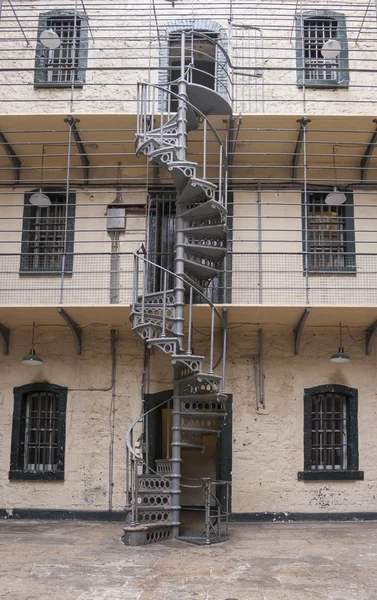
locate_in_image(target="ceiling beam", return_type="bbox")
[0,131,21,183]
[65,116,90,185]
[0,323,10,355]
[365,318,377,355]
[293,308,311,355]
[57,308,82,355]
[292,117,311,183]
[360,120,377,182]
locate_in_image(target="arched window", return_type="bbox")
[9,383,67,480]
[298,384,363,480]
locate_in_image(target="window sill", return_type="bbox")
[298,471,364,481]
[297,82,349,89]
[34,82,84,89]
[306,269,356,276]
[19,271,73,278]
[9,470,64,481]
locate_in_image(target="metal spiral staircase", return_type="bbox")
[122,32,232,546]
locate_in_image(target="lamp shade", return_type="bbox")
[21,348,44,365]
[29,191,51,207]
[325,189,347,206]
[330,347,351,363]
[40,29,61,50]
[321,39,341,59]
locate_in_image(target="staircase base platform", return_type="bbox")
[177,534,229,546]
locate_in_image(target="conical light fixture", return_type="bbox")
[330,322,351,363]
[40,29,61,50]
[325,146,346,206]
[21,322,44,365]
[321,39,341,59]
[29,145,51,207]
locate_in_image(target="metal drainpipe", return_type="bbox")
[171,31,188,538]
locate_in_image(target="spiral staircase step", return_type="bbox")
[177,178,217,204]
[186,105,200,131]
[187,83,233,117]
[182,243,227,260]
[183,258,219,280]
[180,199,227,220]
[180,223,228,238]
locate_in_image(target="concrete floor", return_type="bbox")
[1,520,377,600]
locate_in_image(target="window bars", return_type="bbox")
[47,17,81,83]
[304,19,338,82]
[29,198,66,272]
[22,391,60,472]
[311,391,348,471]
[308,193,346,270]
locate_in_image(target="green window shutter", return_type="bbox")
[35,14,49,85]
[344,192,356,270]
[65,192,76,274]
[20,192,35,273]
[296,11,349,89]
[348,388,359,471]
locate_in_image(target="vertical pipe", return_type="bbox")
[187,285,193,354]
[302,119,310,305]
[221,307,228,393]
[259,328,265,408]
[218,146,223,201]
[225,484,229,536]
[170,30,189,538]
[60,118,74,305]
[136,84,140,135]
[162,270,167,337]
[132,253,139,308]
[166,397,171,459]
[203,119,207,180]
[141,257,146,323]
[209,307,215,374]
[145,414,149,474]
[125,445,130,508]
[257,183,263,305]
[205,481,211,545]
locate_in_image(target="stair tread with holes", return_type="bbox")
[177,372,223,384]
[182,243,227,259]
[180,411,227,418]
[186,105,200,131]
[180,199,227,220]
[124,522,179,531]
[177,178,217,204]
[180,393,228,402]
[181,426,222,434]
[171,353,204,362]
[131,312,181,323]
[180,223,228,238]
[183,259,219,280]
[141,289,175,300]
[183,274,205,294]
[179,443,205,451]
[148,146,178,163]
[187,83,232,117]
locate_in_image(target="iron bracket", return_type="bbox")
[65,116,90,185]
[292,118,311,183]
[57,308,82,355]
[293,308,311,355]
[365,319,377,355]
[360,119,377,182]
[0,131,21,184]
[0,323,10,355]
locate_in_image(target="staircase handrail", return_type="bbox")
[137,82,229,172]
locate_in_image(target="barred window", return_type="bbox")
[303,192,355,273]
[296,11,349,89]
[20,191,76,275]
[299,385,363,481]
[35,11,88,88]
[10,384,67,481]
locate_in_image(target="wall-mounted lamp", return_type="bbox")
[330,322,351,363]
[321,39,341,59]
[325,146,346,206]
[21,322,44,365]
[29,145,51,207]
[40,29,61,50]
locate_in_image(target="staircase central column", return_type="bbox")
[171,31,188,537]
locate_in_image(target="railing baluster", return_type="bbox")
[205,481,211,545]
[187,285,193,354]
[203,118,207,180]
[218,145,223,202]
[209,306,215,374]
[162,271,167,337]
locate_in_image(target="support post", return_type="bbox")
[57,308,82,355]
[0,323,10,355]
[64,117,90,185]
[292,117,311,183]
[0,131,21,184]
[360,119,377,182]
[366,319,377,355]
[293,308,311,355]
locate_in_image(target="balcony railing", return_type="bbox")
[0,252,376,306]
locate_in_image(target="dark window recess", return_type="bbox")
[35,11,88,87]
[20,191,76,276]
[9,383,67,481]
[302,191,355,273]
[296,12,349,88]
[169,31,217,111]
[299,385,363,481]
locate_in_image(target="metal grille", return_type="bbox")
[231,24,264,113]
[308,193,346,270]
[47,17,81,83]
[311,391,348,471]
[29,196,66,271]
[22,391,60,471]
[304,19,338,81]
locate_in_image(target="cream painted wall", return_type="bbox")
[1,323,376,515]
[0,188,146,305]
[0,0,375,116]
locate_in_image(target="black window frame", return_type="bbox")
[302,190,356,274]
[19,189,76,277]
[34,10,89,89]
[9,383,67,481]
[296,10,349,89]
[298,384,363,481]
